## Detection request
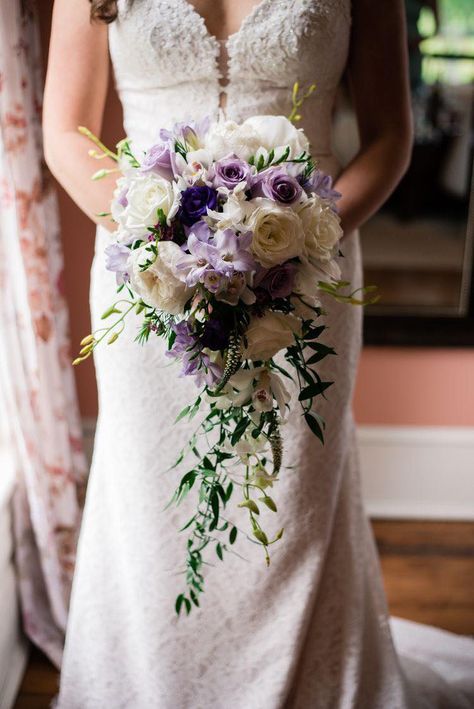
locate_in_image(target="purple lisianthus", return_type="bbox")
[213,155,253,190]
[104,243,130,285]
[140,143,174,181]
[302,169,341,205]
[178,186,218,226]
[200,317,231,351]
[254,169,302,205]
[254,262,296,299]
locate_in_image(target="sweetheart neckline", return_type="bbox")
[179,0,271,48]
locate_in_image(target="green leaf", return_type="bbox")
[216,542,223,561]
[175,594,186,616]
[304,412,325,443]
[229,526,238,544]
[175,405,191,423]
[298,381,333,401]
[210,491,220,526]
[231,417,250,445]
[225,481,234,502]
[189,589,200,607]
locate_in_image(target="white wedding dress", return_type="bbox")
[57,1,474,707]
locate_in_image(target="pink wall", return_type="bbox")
[40,4,474,428]
[354,348,474,426]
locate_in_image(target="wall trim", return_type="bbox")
[357,425,474,520]
[82,419,474,521]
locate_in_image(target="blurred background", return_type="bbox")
[1,1,473,707]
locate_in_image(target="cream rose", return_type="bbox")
[246,198,305,267]
[128,241,193,315]
[297,196,343,262]
[204,120,262,161]
[242,115,310,158]
[115,173,179,237]
[243,311,302,361]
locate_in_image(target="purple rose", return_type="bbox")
[254,262,296,299]
[254,169,302,205]
[302,169,341,205]
[178,186,218,226]
[200,317,231,351]
[213,155,253,190]
[141,143,174,181]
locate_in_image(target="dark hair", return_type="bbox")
[90,0,119,23]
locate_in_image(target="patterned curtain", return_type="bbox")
[0,0,87,668]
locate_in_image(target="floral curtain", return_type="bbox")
[0,0,87,668]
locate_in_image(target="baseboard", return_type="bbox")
[357,425,474,520]
[82,419,474,521]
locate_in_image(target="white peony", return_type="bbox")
[204,120,262,161]
[244,311,302,361]
[297,197,343,263]
[114,173,179,237]
[242,115,310,158]
[128,241,193,315]
[246,198,305,267]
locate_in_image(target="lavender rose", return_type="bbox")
[254,262,296,299]
[141,143,174,181]
[255,169,302,205]
[178,186,218,226]
[213,155,253,190]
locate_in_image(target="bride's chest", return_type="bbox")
[110,0,351,89]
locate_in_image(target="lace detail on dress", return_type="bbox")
[108,0,351,153]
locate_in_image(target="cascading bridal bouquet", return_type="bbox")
[75,88,373,614]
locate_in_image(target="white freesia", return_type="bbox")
[128,241,193,315]
[244,311,302,361]
[207,183,248,230]
[204,119,262,161]
[114,173,179,237]
[243,115,309,158]
[174,148,214,186]
[246,198,305,267]
[297,196,343,262]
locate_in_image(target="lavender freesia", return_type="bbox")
[104,243,130,285]
[302,169,341,204]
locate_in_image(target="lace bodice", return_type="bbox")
[109,0,351,157]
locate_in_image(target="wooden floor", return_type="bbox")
[13,520,474,708]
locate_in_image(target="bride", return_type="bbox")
[43,1,474,707]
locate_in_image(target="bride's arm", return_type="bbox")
[43,0,117,231]
[334,0,413,236]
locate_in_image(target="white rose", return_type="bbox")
[204,120,262,161]
[242,115,310,158]
[115,173,179,237]
[297,196,343,262]
[246,198,305,267]
[244,311,302,361]
[128,241,193,315]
